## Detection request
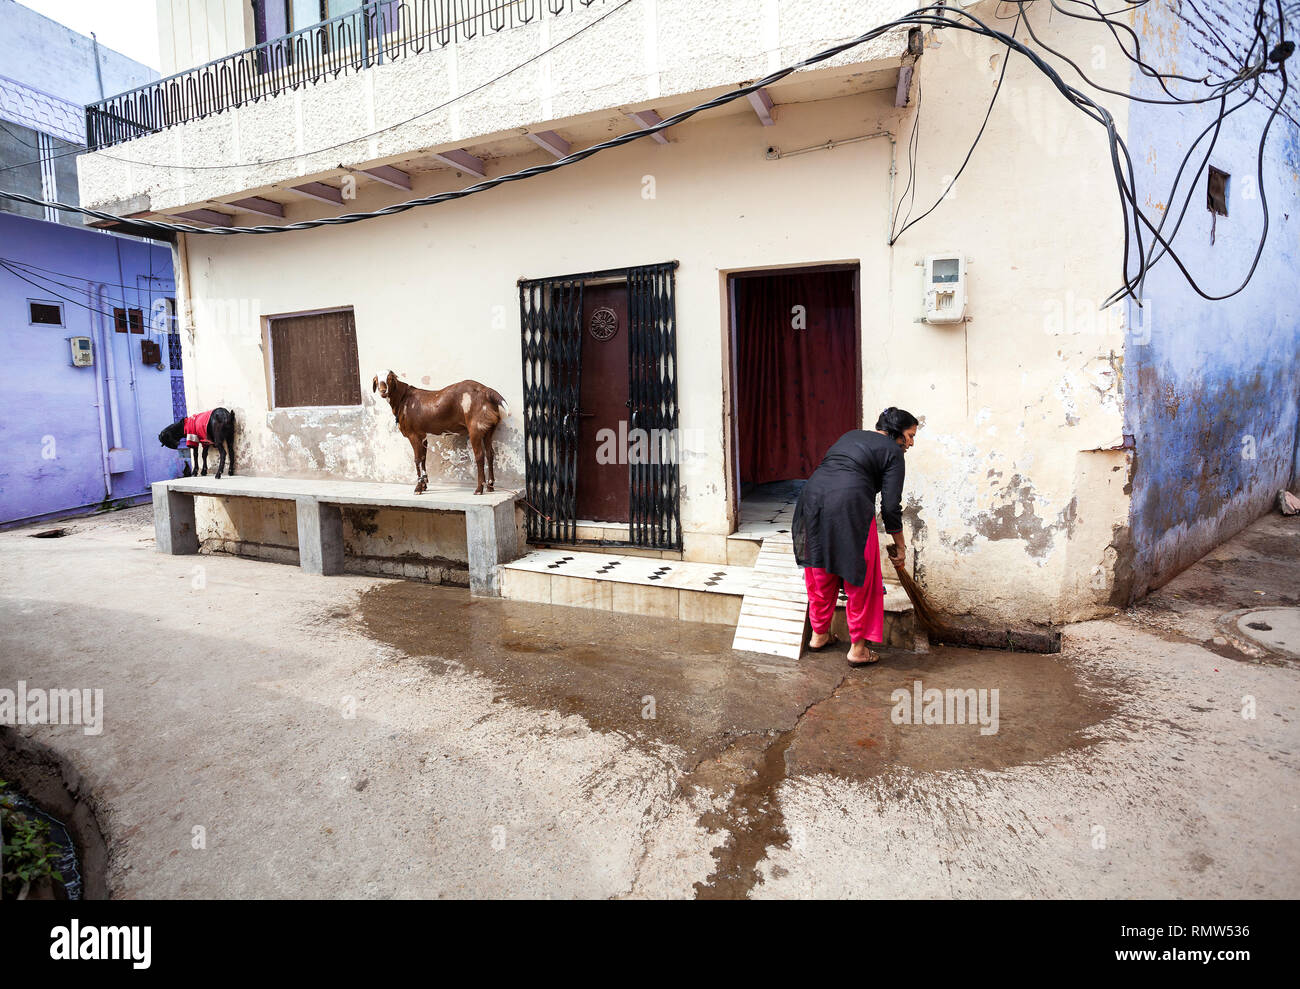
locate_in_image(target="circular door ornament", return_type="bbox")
[589,306,618,341]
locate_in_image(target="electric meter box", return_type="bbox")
[924,254,966,323]
[69,336,94,366]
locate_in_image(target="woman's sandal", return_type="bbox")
[847,648,881,667]
[807,633,842,652]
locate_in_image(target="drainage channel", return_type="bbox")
[1,785,83,900]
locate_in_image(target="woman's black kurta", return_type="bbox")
[792,429,905,587]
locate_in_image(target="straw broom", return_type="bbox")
[886,543,962,642]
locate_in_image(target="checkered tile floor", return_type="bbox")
[503,549,753,595]
[731,483,801,542]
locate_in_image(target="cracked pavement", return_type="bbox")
[1,506,1297,898]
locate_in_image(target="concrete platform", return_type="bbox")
[161,475,517,510]
[153,476,519,596]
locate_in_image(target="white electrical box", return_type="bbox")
[924,253,966,323]
[69,336,94,366]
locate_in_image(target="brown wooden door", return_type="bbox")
[576,283,630,523]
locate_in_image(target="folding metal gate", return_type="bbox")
[519,261,681,550]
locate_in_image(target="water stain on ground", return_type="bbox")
[357,580,1120,898]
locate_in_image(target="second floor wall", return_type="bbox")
[78,0,918,216]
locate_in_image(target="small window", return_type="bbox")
[267,307,362,408]
[28,300,64,326]
[1207,167,1229,216]
[113,307,144,334]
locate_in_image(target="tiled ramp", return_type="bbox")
[731,534,808,659]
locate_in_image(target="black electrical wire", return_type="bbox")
[0,257,169,296]
[0,1,1292,309]
[0,259,143,324]
[901,0,1293,305]
[1104,0,1292,304]
[0,10,981,236]
[890,82,923,240]
[890,5,1022,245]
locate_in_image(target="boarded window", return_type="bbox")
[268,308,362,407]
[113,307,144,333]
[28,301,63,325]
[1207,167,1229,216]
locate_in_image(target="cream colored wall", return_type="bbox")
[155,0,251,77]
[85,0,913,212]
[880,9,1133,623]
[172,2,1135,625]
[179,91,894,556]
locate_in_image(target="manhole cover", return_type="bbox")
[1235,608,1300,658]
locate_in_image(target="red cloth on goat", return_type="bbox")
[183,410,214,448]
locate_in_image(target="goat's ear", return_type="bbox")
[371,375,378,393]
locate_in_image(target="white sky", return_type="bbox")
[16,0,161,70]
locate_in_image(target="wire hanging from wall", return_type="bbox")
[0,1,1293,308]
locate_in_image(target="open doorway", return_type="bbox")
[727,264,861,537]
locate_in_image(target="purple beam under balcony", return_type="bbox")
[175,208,234,226]
[431,149,485,178]
[358,165,411,190]
[747,88,775,126]
[228,196,285,218]
[289,182,344,205]
[526,130,570,159]
[625,109,671,144]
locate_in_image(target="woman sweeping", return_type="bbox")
[792,407,919,666]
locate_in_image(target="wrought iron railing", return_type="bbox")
[86,0,608,151]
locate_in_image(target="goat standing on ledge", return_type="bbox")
[373,371,507,495]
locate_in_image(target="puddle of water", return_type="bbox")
[357,581,1121,898]
[358,581,843,763]
[786,648,1116,779]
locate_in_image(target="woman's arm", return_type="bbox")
[881,448,906,562]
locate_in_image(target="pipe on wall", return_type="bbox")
[90,283,113,499]
[114,242,153,489]
[100,283,124,451]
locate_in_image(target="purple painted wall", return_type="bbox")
[1122,2,1300,599]
[0,212,180,526]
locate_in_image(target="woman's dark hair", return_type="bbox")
[875,407,919,440]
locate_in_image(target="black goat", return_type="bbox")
[158,408,236,479]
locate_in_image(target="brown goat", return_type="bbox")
[372,370,508,495]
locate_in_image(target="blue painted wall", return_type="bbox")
[0,212,181,526]
[1123,2,1300,597]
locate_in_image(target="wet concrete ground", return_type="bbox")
[360,583,1121,897]
[1,505,1297,897]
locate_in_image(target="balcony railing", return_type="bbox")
[85,0,608,151]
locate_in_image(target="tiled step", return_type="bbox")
[500,549,750,625]
[499,547,916,652]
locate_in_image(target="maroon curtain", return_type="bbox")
[735,270,857,484]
